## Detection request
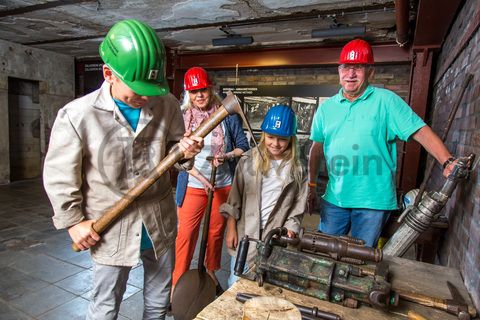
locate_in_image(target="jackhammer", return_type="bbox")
[383,154,475,257]
[234,227,399,310]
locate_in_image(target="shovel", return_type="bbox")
[171,157,218,320]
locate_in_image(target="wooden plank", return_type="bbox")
[178,44,411,70]
[195,256,474,320]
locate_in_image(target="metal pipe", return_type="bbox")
[395,0,410,46]
[383,154,475,256]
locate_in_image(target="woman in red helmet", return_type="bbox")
[173,67,249,295]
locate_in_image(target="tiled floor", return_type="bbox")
[0,178,250,320]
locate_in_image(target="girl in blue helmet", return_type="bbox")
[220,104,308,287]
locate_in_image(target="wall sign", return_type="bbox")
[220,85,339,134]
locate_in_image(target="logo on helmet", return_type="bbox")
[148,70,159,80]
[275,120,282,128]
[191,76,199,87]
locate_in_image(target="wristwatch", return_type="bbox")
[442,157,456,169]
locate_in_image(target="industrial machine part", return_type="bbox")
[274,228,383,265]
[236,292,342,320]
[383,154,475,257]
[235,227,399,310]
[396,282,477,320]
[71,91,258,251]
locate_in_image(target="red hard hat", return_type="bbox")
[339,39,374,64]
[184,67,211,91]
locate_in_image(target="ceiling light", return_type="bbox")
[212,35,254,46]
[311,26,366,39]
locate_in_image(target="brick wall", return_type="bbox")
[208,64,411,99]
[427,0,479,309]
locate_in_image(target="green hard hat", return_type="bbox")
[99,19,169,96]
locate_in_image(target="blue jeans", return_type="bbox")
[318,199,390,247]
[227,255,249,288]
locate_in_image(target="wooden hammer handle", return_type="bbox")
[71,93,239,252]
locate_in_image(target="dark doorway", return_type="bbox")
[8,78,41,181]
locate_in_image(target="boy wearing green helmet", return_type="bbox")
[43,19,203,319]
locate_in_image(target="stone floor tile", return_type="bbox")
[0,300,34,320]
[10,252,85,283]
[54,268,92,295]
[123,284,142,301]
[0,266,50,301]
[23,220,57,233]
[0,218,18,231]
[0,250,32,268]
[9,285,76,317]
[37,297,89,320]
[126,264,144,288]
[118,291,144,320]
[0,226,35,241]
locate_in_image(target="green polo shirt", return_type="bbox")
[310,85,425,210]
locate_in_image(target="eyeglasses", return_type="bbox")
[338,64,370,71]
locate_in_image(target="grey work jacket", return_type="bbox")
[220,148,308,265]
[44,81,190,266]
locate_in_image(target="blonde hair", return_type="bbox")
[253,132,303,186]
[180,87,222,111]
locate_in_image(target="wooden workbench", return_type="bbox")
[195,256,476,320]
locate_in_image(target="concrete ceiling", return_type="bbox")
[0,0,413,59]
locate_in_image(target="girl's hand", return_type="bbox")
[197,174,214,192]
[286,230,296,238]
[189,168,213,192]
[226,217,238,249]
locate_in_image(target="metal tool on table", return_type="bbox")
[397,281,477,320]
[279,228,383,265]
[234,227,399,310]
[236,292,342,320]
[383,153,476,257]
[171,157,217,320]
[71,91,259,252]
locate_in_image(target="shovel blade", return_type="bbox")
[171,269,216,320]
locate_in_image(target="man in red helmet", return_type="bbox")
[307,39,456,247]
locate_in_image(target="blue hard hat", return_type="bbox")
[261,105,297,137]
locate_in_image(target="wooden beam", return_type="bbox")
[413,0,463,47]
[400,48,434,192]
[177,44,411,70]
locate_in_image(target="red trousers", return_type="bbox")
[173,186,230,285]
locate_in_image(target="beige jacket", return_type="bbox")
[44,81,190,266]
[220,149,308,265]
